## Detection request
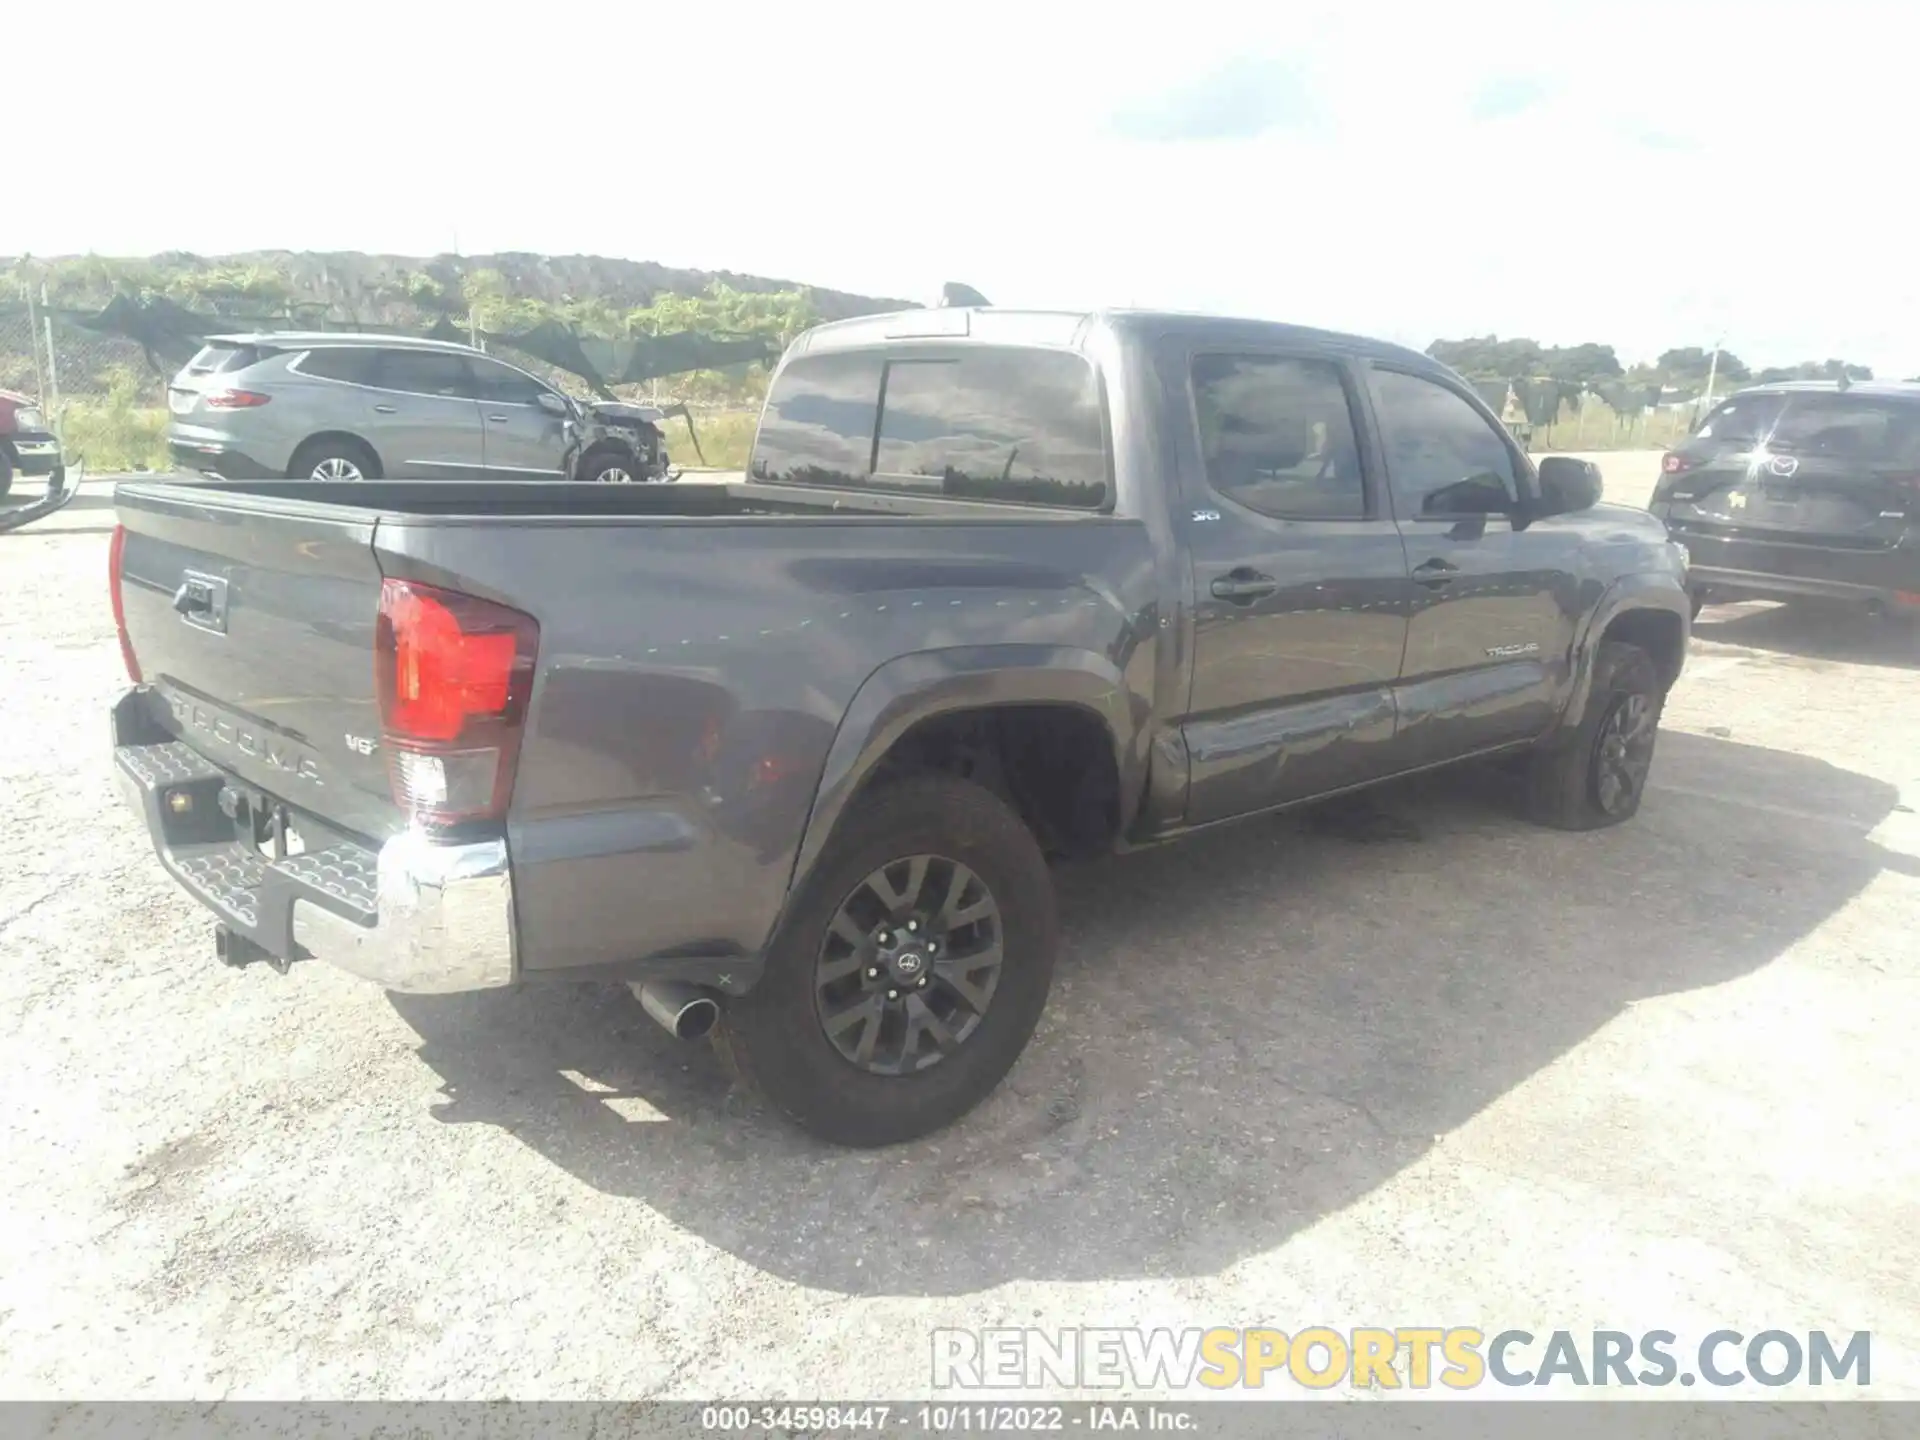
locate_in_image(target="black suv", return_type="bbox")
[1651,382,1920,623]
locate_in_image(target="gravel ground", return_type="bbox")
[2,460,1917,1406]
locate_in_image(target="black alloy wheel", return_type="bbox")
[813,854,1004,1076]
[1590,691,1657,817]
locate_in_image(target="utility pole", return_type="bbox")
[25,279,46,407]
[41,284,60,428]
[1701,338,1722,413]
[452,225,480,351]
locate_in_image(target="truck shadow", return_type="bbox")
[386,730,1913,1296]
[1694,600,1919,671]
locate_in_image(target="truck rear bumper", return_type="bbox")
[1658,514,1920,611]
[8,433,64,475]
[113,700,516,994]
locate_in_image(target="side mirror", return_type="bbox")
[1534,456,1603,517]
[536,391,570,417]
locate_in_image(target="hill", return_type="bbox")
[2,249,913,326]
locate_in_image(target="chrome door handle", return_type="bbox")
[487,414,509,422]
[372,404,397,414]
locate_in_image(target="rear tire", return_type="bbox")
[0,447,14,500]
[714,774,1058,1147]
[1524,641,1664,831]
[288,437,380,483]
[1688,588,1708,620]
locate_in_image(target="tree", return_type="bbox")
[1427,335,1543,378]
[1656,346,1750,385]
[1543,342,1623,389]
[1427,336,1622,392]
[1753,359,1874,384]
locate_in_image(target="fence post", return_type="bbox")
[25,283,47,407]
[42,285,61,435]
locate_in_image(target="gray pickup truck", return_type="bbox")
[109,307,1691,1146]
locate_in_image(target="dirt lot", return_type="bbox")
[2,459,1917,1404]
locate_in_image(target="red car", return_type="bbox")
[0,389,65,498]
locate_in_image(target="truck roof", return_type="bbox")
[791,307,1441,371]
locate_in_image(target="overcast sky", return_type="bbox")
[15,0,1917,374]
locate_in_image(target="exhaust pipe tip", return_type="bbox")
[634,980,721,1040]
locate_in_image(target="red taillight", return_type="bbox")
[375,578,538,829]
[107,523,142,682]
[201,389,271,409]
[1661,453,1693,475]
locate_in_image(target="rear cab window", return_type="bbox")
[751,345,1110,510]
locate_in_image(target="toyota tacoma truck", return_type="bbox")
[109,308,1691,1146]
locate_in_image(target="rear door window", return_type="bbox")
[296,347,378,385]
[1191,354,1366,519]
[373,349,477,399]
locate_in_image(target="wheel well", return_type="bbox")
[578,442,639,471]
[288,432,382,478]
[1601,607,1685,692]
[862,704,1122,859]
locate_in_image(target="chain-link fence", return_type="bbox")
[2,292,173,469]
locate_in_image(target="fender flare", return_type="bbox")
[1551,572,1690,737]
[786,644,1143,898]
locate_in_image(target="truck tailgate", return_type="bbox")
[114,485,399,841]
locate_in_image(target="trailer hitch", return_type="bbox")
[215,924,292,975]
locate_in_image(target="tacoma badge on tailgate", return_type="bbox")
[165,691,324,787]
